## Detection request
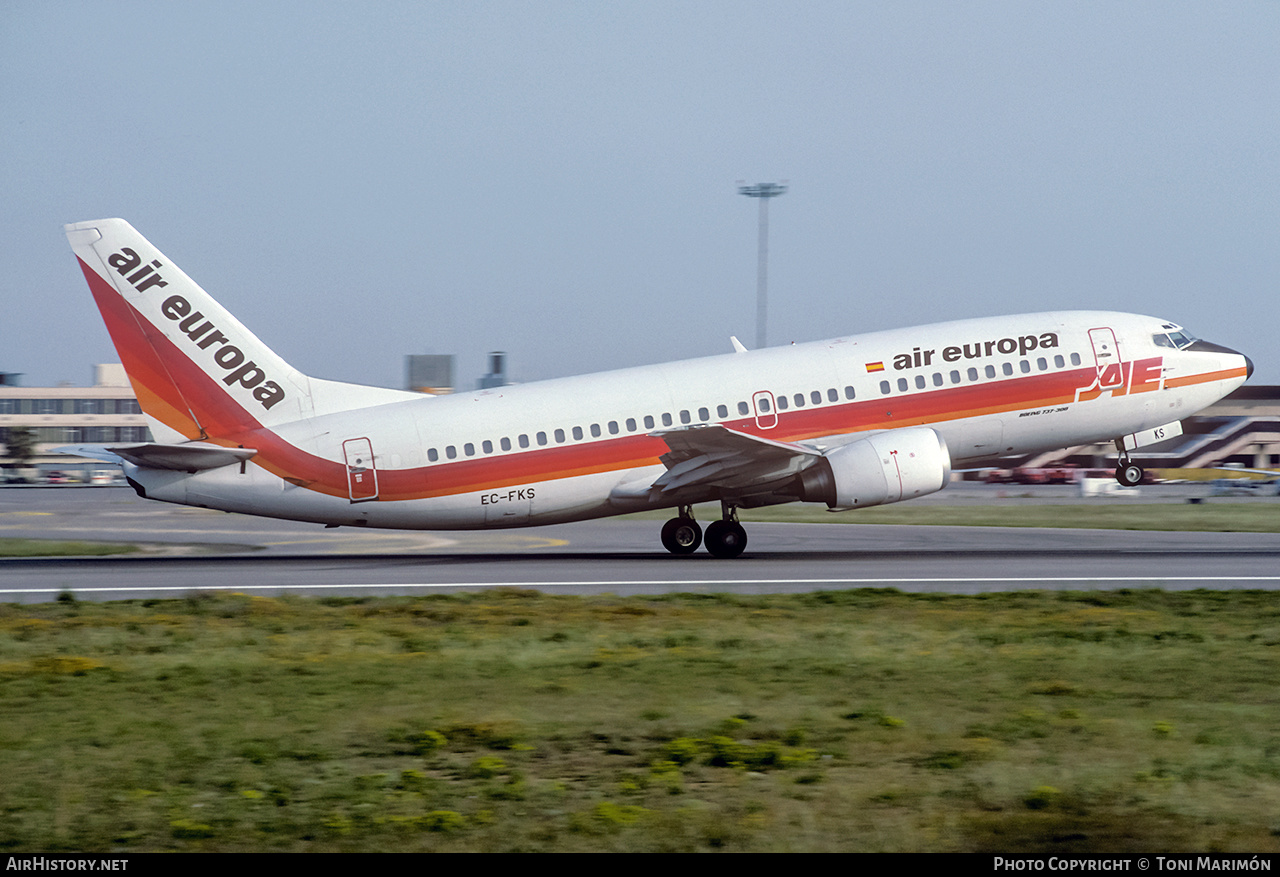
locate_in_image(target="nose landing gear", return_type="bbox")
[1114,439,1144,487]
[1116,461,1144,487]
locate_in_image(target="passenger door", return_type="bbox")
[342,437,379,502]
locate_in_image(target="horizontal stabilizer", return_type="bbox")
[54,442,257,472]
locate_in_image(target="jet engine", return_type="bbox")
[797,427,952,509]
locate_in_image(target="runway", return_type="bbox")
[3,487,1279,602]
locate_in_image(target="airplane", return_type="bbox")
[59,218,1253,558]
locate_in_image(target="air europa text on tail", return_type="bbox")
[107,247,286,410]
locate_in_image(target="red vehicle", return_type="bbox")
[985,466,1080,485]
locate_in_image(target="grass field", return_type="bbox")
[0,538,139,558]
[2,589,1278,852]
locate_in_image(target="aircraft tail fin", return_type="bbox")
[65,219,415,443]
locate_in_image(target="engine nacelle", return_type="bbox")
[797,427,952,509]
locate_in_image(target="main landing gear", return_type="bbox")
[660,503,748,559]
[1114,439,1144,487]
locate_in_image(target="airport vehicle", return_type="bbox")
[60,219,1252,557]
[983,466,1079,485]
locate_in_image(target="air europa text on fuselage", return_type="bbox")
[107,247,285,410]
[891,332,1059,371]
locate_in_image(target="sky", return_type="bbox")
[4,1,1277,390]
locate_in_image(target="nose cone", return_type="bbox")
[1187,339,1252,381]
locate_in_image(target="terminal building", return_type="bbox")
[0,365,150,477]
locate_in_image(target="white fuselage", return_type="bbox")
[126,309,1249,530]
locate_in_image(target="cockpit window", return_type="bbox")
[1154,329,1197,350]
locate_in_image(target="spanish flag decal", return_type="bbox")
[866,361,885,373]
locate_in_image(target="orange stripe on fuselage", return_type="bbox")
[1165,366,1248,389]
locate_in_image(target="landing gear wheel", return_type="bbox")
[1116,464,1143,487]
[661,517,702,555]
[704,520,748,559]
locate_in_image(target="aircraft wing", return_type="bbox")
[54,442,257,472]
[649,425,820,494]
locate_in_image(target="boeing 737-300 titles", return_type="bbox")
[60,219,1252,558]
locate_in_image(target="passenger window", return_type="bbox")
[1003,363,1014,376]
[1054,355,1065,368]
[758,397,771,413]
[644,415,655,429]
[662,413,673,427]
[626,418,636,432]
[1020,360,1031,373]
[777,396,789,410]
[519,434,530,448]
[738,401,750,415]
[844,386,855,399]
[608,421,619,435]
[793,393,805,408]
[500,437,512,451]
[880,380,891,394]
[428,448,438,462]
[1070,353,1081,366]
[915,375,926,389]
[897,378,909,392]
[464,443,475,456]
[554,429,566,443]
[446,445,457,459]
[828,388,838,402]
[572,426,583,440]
[717,404,728,419]
[680,410,691,424]
[950,370,960,384]
[985,365,996,379]
[967,368,978,381]
[811,390,822,405]
[698,407,709,421]
[482,440,493,454]
[1037,357,1047,371]
[590,423,601,437]
[932,373,943,387]
[537,432,547,446]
